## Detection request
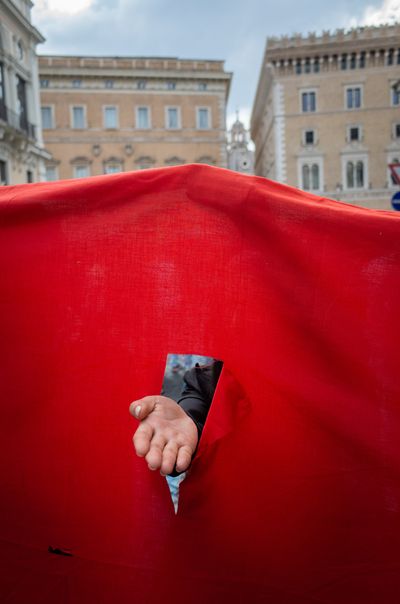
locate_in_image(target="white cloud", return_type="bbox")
[35,0,94,15]
[359,0,400,25]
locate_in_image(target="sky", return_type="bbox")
[32,0,400,129]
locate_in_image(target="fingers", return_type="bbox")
[175,445,194,473]
[145,435,167,471]
[160,442,179,476]
[129,396,159,421]
[134,428,193,474]
[133,422,154,457]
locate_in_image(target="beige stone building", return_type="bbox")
[251,23,400,209]
[0,0,49,185]
[38,55,232,180]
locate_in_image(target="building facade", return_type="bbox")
[38,55,232,180]
[251,24,400,209]
[0,0,48,185]
[227,112,254,174]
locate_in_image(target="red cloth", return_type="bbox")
[1,165,400,603]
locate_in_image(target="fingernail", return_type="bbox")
[134,405,141,418]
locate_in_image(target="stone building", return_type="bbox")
[227,112,254,174]
[251,23,400,209]
[38,55,232,180]
[0,0,49,185]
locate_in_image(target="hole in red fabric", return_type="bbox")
[161,353,223,512]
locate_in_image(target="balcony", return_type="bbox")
[0,101,36,140]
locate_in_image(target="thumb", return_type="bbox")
[129,396,159,421]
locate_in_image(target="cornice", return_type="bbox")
[2,0,45,44]
[266,23,400,54]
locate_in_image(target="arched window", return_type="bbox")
[356,161,364,187]
[346,160,365,188]
[347,162,354,188]
[302,165,310,190]
[17,40,24,61]
[134,156,155,170]
[104,157,123,174]
[311,164,319,190]
[195,156,216,166]
[164,156,185,167]
[390,158,399,185]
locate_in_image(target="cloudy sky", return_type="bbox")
[32,0,400,128]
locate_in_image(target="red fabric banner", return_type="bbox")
[1,165,400,603]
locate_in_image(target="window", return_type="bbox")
[395,123,400,139]
[341,54,347,70]
[0,62,5,105]
[167,81,176,90]
[198,82,207,91]
[17,40,24,60]
[0,159,7,185]
[305,58,311,74]
[348,126,361,142]
[135,156,155,170]
[72,79,82,88]
[346,160,365,188]
[295,60,302,75]
[390,157,399,185]
[104,163,122,174]
[104,106,118,128]
[301,163,320,191]
[105,80,114,89]
[166,106,180,129]
[137,80,146,90]
[387,49,394,66]
[72,106,85,129]
[301,91,316,113]
[346,87,362,109]
[73,164,90,178]
[136,106,150,129]
[304,130,315,145]
[45,165,58,181]
[313,58,320,73]
[350,53,357,69]
[41,106,53,129]
[359,52,366,69]
[16,76,28,131]
[26,170,33,183]
[40,79,49,88]
[165,156,185,166]
[392,85,400,106]
[197,107,210,129]
[195,156,216,165]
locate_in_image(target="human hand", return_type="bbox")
[129,396,199,475]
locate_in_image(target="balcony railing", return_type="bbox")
[0,101,36,139]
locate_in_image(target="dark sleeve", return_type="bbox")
[177,366,213,439]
